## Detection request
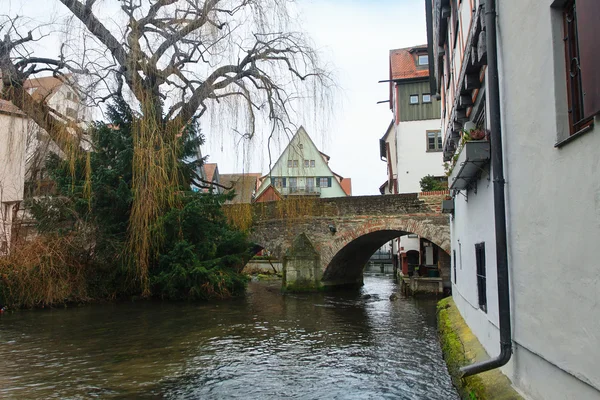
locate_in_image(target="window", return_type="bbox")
[306,177,315,191]
[422,94,432,103]
[318,177,330,188]
[475,242,487,313]
[273,177,286,188]
[310,160,315,167]
[427,130,443,152]
[304,160,309,167]
[66,91,73,100]
[298,143,303,149]
[287,160,292,168]
[453,250,457,284]
[293,160,299,168]
[289,177,297,192]
[66,107,77,119]
[418,54,429,66]
[410,94,419,104]
[562,0,594,135]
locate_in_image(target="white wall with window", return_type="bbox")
[394,119,445,193]
[430,0,600,398]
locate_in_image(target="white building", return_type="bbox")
[255,126,351,201]
[381,45,446,276]
[0,75,89,252]
[427,0,600,398]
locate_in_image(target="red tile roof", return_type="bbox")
[341,178,352,196]
[204,163,218,182]
[390,45,429,81]
[0,99,25,116]
[23,75,69,102]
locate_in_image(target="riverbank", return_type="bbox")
[437,297,523,400]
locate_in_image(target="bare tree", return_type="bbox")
[0,0,331,294]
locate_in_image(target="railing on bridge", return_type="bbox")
[278,186,321,196]
[369,251,394,263]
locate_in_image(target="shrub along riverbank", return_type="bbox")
[0,99,253,309]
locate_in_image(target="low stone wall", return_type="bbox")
[243,260,282,274]
[400,276,444,295]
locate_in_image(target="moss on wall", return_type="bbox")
[437,297,523,400]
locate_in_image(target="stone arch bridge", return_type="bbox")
[230,192,450,290]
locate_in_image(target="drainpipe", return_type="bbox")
[460,0,512,378]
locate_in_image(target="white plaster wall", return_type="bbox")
[450,1,600,398]
[399,235,420,253]
[0,114,28,203]
[395,119,444,193]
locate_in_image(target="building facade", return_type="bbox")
[427,0,600,398]
[382,45,446,279]
[255,126,350,201]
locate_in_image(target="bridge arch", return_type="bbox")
[319,217,450,287]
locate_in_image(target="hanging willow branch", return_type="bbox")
[0,0,332,295]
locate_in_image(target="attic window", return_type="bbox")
[418,54,429,66]
[410,94,419,104]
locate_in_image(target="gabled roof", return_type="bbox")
[0,74,70,117]
[23,74,70,102]
[341,178,352,196]
[0,100,25,116]
[390,45,429,81]
[204,163,218,182]
[220,173,261,204]
[255,126,347,198]
[254,184,282,203]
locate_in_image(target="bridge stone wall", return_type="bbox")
[231,192,450,290]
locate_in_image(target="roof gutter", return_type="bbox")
[424,0,437,95]
[460,0,512,378]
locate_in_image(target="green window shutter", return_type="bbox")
[316,177,320,187]
[327,177,332,187]
[282,178,286,188]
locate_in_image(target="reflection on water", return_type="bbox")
[0,265,457,399]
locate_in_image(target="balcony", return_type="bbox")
[448,141,490,190]
[279,186,321,196]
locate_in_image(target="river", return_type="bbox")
[0,265,458,399]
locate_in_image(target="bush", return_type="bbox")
[420,175,447,192]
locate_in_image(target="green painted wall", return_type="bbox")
[398,80,442,121]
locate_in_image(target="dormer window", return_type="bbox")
[418,54,429,66]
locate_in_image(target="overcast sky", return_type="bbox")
[2,0,428,195]
[208,0,428,195]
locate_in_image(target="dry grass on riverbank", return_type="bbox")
[0,235,90,308]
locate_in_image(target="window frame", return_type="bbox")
[287,160,292,168]
[426,130,443,152]
[310,160,315,168]
[422,93,432,103]
[318,177,330,188]
[292,160,299,168]
[65,107,78,119]
[475,242,487,313]
[562,0,594,136]
[417,54,429,66]
[409,94,419,105]
[304,160,309,167]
